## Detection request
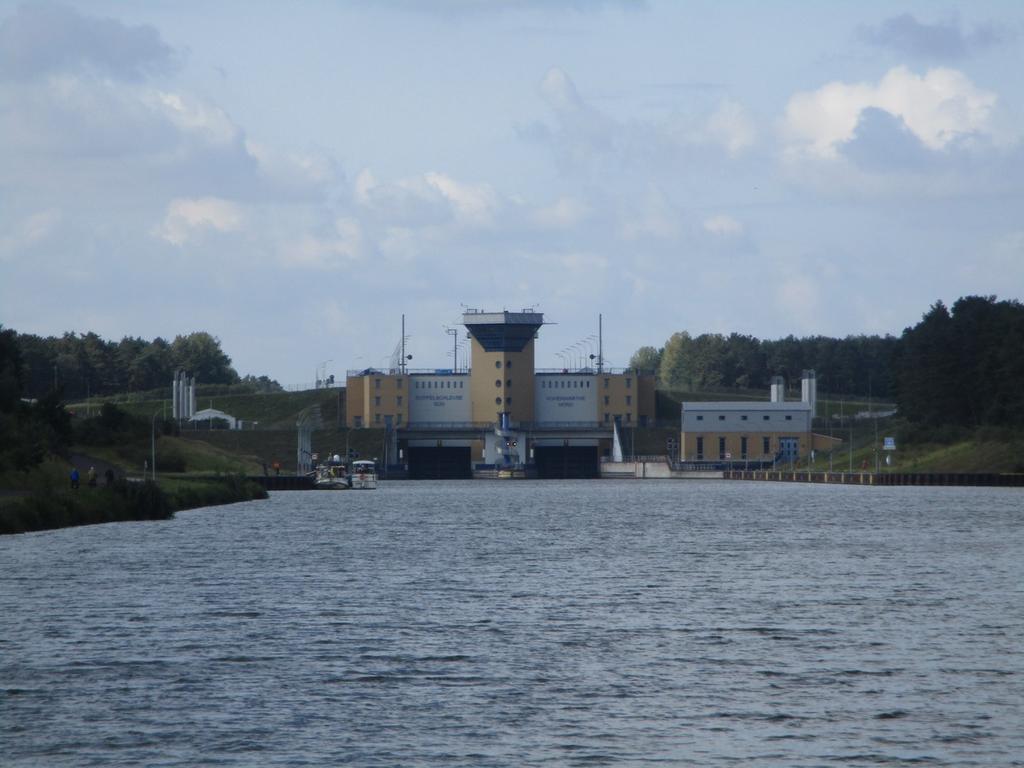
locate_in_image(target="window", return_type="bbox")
[375,379,381,390]
[763,415,770,421]
[495,379,501,388]
[741,436,748,459]
[763,436,770,455]
[374,396,381,406]
[696,436,704,460]
[626,378,632,388]
[396,414,402,424]
[785,415,793,421]
[506,360,512,369]
[353,416,363,428]
[506,379,512,388]
[396,396,403,406]
[626,413,632,423]
[719,436,726,459]
[495,397,502,405]
[604,396,610,405]
[718,414,725,421]
[374,413,381,423]
[626,395,632,405]
[495,360,502,369]
[604,412,610,422]
[697,415,704,421]
[741,414,748,421]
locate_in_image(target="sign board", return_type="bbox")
[311,453,318,461]
[724,452,732,459]
[883,437,896,451]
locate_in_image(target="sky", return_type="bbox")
[1,0,1022,387]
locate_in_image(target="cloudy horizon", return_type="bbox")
[2,1,1022,387]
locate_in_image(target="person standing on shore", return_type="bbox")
[70,467,80,489]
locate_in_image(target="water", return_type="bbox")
[2,480,1022,766]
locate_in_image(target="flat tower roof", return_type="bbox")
[463,310,544,352]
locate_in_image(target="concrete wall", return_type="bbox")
[535,374,597,423]
[409,374,471,423]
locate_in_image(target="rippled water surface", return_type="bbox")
[3,480,1023,766]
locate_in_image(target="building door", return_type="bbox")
[779,437,799,464]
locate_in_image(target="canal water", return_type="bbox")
[2,480,1022,766]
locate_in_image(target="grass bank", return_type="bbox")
[0,475,268,536]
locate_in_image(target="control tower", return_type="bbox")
[463,309,544,425]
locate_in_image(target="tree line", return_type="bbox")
[896,296,1024,431]
[5,328,280,400]
[631,332,898,399]
[630,295,1024,430]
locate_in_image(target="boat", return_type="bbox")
[350,459,378,490]
[314,455,351,490]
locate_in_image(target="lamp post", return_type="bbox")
[151,408,161,481]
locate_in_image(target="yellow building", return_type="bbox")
[346,309,655,477]
[680,371,840,466]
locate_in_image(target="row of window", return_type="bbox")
[374,396,403,406]
[604,413,632,423]
[373,378,404,390]
[495,360,513,369]
[695,435,774,460]
[541,380,592,389]
[695,414,793,422]
[415,380,464,389]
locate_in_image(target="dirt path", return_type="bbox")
[68,453,126,486]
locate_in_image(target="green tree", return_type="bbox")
[170,332,239,384]
[628,346,662,374]
[658,331,694,389]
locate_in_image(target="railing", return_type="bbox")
[515,421,606,431]
[401,422,493,431]
[670,459,778,472]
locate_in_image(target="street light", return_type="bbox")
[151,408,161,482]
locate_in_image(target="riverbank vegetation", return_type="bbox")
[0,475,268,536]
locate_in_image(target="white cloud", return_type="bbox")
[151,90,241,147]
[782,66,998,158]
[705,99,757,156]
[533,197,590,229]
[155,197,244,245]
[423,172,499,226]
[703,214,743,236]
[540,67,585,114]
[355,168,499,228]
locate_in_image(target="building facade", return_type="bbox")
[680,370,837,465]
[346,310,655,477]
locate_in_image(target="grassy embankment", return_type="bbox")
[96,388,374,474]
[0,471,267,536]
[72,386,1024,476]
[0,420,273,535]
